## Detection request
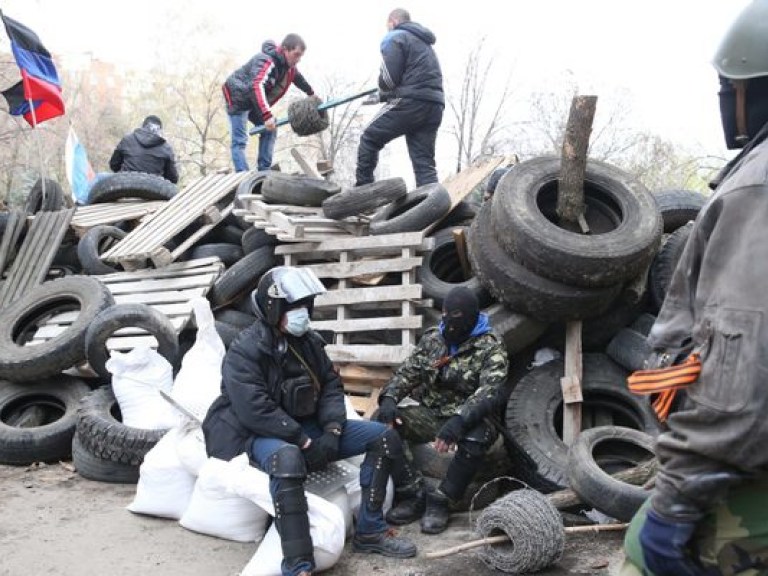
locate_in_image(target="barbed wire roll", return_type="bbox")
[474,489,565,573]
[288,97,329,136]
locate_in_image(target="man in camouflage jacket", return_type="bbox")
[376,286,509,534]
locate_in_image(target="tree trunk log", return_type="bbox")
[557,95,597,230]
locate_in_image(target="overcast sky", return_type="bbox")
[0,0,754,177]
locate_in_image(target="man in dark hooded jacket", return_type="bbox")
[355,8,444,187]
[109,115,179,183]
[223,34,315,172]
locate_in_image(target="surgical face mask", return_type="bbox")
[284,307,310,336]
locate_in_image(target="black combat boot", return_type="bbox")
[385,481,426,525]
[352,529,418,557]
[420,488,450,534]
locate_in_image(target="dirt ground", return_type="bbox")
[0,461,627,576]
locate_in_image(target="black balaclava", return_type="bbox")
[442,286,479,347]
[718,75,768,150]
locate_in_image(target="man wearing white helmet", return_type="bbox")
[620,2,768,574]
[203,266,418,576]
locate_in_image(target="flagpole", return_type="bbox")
[27,96,47,204]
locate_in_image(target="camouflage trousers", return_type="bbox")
[618,476,768,575]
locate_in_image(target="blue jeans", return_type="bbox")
[228,110,277,172]
[250,419,390,576]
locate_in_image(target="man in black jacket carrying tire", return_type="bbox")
[202,266,419,576]
[109,115,179,184]
[355,8,444,187]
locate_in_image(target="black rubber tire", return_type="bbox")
[432,199,478,231]
[77,225,127,275]
[321,178,408,220]
[87,172,177,204]
[606,327,654,372]
[417,225,491,309]
[205,224,244,246]
[24,178,65,214]
[468,203,621,322]
[261,173,340,207]
[0,376,91,464]
[233,171,270,229]
[208,246,276,310]
[492,156,662,288]
[369,184,452,235]
[85,303,179,380]
[653,189,706,233]
[71,432,139,484]
[189,243,244,267]
[505,354,659,491]
[288,96,330,136]
[215,320,244,349]
[567,426,655,521]
[241,226,278,254]
[75,385,167,467]
[214,308,257,329]
[649,222,693,311]
[0,277,114,381]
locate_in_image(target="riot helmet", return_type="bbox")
[712,0,768,148]
[252,266,326,326]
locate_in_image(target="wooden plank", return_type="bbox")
[326,344,414,366]
[301,257,422,279]
[37,301,194,324]
[112,288,207,305]
[561,320,584,446]
[169,204,234,260]
[33,315,188,340]
[70,201,166,229]
[311,315,422,333]
[291,148,322,179]
[314,284,422,307]
[275,232,429,255]
[0,209,24,278]
[97,257,222,282]
[441,154,517,208]
[104,273,220,294]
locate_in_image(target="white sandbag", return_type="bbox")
[168,297,225,423]
[127,427,196,519]
[230,454,346,574]
[107,345,179,430]
[178,456,270,543]
[175,420,209,477]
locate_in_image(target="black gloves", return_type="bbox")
[437,415,465,445]
[302,441,328,472]
[314,430,341,462]
[639,508,700,575]
[375,396,399,426]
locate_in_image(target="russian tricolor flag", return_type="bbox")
[65,127,96,204]
[1,11,65,126]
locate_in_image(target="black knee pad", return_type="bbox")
[268,444,307,479]
[366,426,404,459]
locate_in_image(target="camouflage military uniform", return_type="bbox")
[620,476,768,575]
[381,325,509,458]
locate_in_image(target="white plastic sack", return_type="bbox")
[169,297,226,422]
[127,427,196,519]
[179,456,270,543]
[175,420,209,477]
[107,345,178,430]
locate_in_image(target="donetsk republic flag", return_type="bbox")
[0,11,65,126]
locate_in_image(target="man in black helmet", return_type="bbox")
[376,286,509,534]
[619,1,768,574]
[109,115,179,183]
[202,266,418,576]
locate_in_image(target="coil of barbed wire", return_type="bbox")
[474,488,565,573]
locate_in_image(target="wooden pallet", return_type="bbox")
[339,365,393,418]
[0,208,75,308]
[276,231,433,366]
[234,194,369,242]
[28,257,224,352]
[70,201,167,235]
[0,209,26,279]
[101,173,249,269]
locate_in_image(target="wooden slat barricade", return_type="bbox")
[275,232,434,415]
[100,172,250,269]
[70,201,167,236]
[234,194,368,242]
[0,208,27,281]
[28,257,224,355]
[0,208,75,309]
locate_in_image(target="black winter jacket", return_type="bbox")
[222,40,314,124]
[109,127,179,183]
[202,319,347,462]
[378,22,444,105]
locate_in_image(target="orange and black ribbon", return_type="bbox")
[627,353,702,422]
